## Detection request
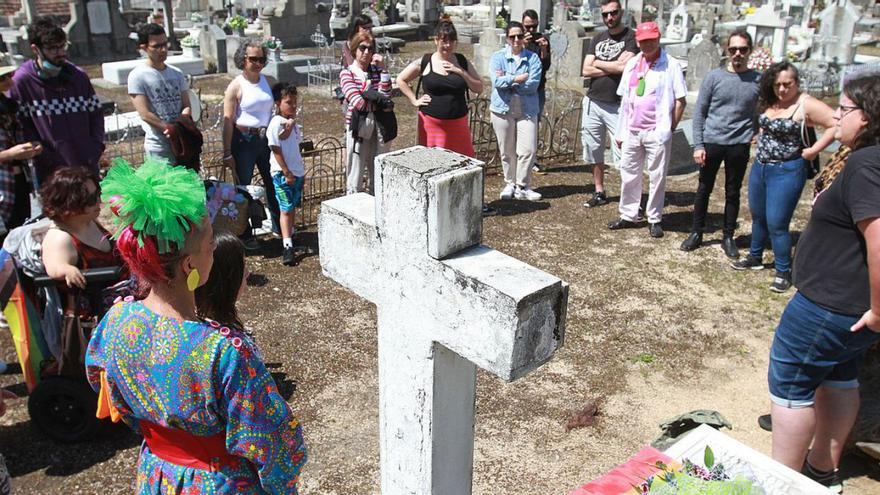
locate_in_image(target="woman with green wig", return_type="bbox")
[84,158,307,494]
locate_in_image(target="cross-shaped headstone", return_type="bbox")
[319,146,569,494]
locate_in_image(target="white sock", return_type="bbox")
[283,237,293,248]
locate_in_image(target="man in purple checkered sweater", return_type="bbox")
[11,17,104,184]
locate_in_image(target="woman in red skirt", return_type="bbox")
[396,20,483,157]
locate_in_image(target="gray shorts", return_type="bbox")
[580,96,621,167]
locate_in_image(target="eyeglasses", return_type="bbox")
[42,42,69,54]
[247,56,267,64]
[523,24,538,30]
[357,44,374,52]
[508,33,525,40]
[838,104,861,118]
[727,46,750,55]
[602,9,621,17]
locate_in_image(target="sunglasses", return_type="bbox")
[508,33,525,40]
[357,44,374,52]
[523,24,538,30]
[727,46,750,55]
[247,56,267,64]
[602,9,621,17]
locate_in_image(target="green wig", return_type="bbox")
[101,157,207,254]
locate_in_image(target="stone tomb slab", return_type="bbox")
[319,146,568,494]
[101,56,205,85]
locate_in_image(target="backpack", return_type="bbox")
[415,53,471,100]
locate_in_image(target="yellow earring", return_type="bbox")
[186,268,200,292]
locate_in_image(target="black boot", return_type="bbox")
[680,232,702,251]
[721,236,739,259]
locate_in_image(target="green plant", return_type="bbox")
[227,15,247,31]
[180,35,199,48]
[190,12,203,23]
[263,36,282,50]
[634,352,656,364]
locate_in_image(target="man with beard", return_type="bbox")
[580,0,638,208]
[11,17,104,183]
[680,32,761,256]
[522,9,550,174]
[608,21,686,238]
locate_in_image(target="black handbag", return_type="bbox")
[800,104,821,179]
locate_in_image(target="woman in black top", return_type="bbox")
[768,72,880,491]
[396,20,483,157]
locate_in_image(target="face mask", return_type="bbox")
[37,49,63,78]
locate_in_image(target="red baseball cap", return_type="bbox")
[635,22,661,41]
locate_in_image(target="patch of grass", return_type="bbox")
[634,352,656,364]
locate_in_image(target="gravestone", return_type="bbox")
[319,146,568,495]
[817,0,861,65]
[667,1,690,41]
[745,1,793,61]
[66,0,136,59]
[685,37,721,91]
[262,0,331,48]
[555,20,589,91]
[404,0,439,24]
[199,24,228,72]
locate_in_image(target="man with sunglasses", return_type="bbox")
[11,17,104,184]
[522,9,551,174]
[128,23,191,161]
[580,0,638,208]
[681,32,760,256]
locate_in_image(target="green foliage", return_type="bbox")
[180,35,199,48]
[704,446,715,469]
[634,352,656,364]
[226,15,247,31]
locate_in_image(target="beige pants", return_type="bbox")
[618,130,672,224]
[491,107,537,189]
[345,125,387,195]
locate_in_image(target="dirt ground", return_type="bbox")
[1,42,879,494]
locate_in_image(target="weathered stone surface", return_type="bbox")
[318,146,568,494]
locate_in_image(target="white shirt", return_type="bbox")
[267,115,305,176]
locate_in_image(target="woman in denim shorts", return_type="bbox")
[769,72,880,492]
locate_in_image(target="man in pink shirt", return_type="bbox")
[608,22,687,238]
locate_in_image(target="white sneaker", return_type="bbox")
[515,187,542,201]
[499,183,515,200]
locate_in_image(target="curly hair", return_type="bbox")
[40,168,101,220]
[842,72,880,150]
[759,61,799,111]
[233,40,268,70]
[26,17,66,50]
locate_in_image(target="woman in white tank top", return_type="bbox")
[222,40,281,246]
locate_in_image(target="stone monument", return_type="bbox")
[66,0,137,59]
[262,0,331,48]
[319,146,569,495]
[745,0,794,61]
[816,0,862,65]
[685,37,721,91]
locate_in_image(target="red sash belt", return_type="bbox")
[141,421,238,472]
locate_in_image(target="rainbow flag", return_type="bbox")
[0,249,48,392]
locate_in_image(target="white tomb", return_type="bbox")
[745,0,794,61]
[319,146,569,494]
[101,55,205,85]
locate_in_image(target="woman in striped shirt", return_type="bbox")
[340,32,391,195]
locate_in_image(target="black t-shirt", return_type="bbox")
[585,27,639,104]
[419,54,470,120]
[794,145,880,315]
[526,33,551,93]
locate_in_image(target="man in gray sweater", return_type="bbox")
[681,31,761,257]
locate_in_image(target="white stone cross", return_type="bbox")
[319,146,569,494]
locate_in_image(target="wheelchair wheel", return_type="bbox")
[27,376,100,443]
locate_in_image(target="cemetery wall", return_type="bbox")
[0,0,71,18]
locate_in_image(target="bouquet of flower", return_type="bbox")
[190,12,204,23]
[748,47,773,71]
[638,447,765,494]
[180,35,199,48]
[263,36,282,50]
[643,4,658,21]
[226,15,248,31]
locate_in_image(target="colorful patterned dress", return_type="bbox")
[85,301,306,494]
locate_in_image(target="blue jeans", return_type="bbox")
[769,292,880,408]
[231,129,280,235]
[748,157,807,273]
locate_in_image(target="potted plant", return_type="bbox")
[226,15,248,37]
[190,12,204,24]
[181,35,200,58]
[263,36,283,62]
